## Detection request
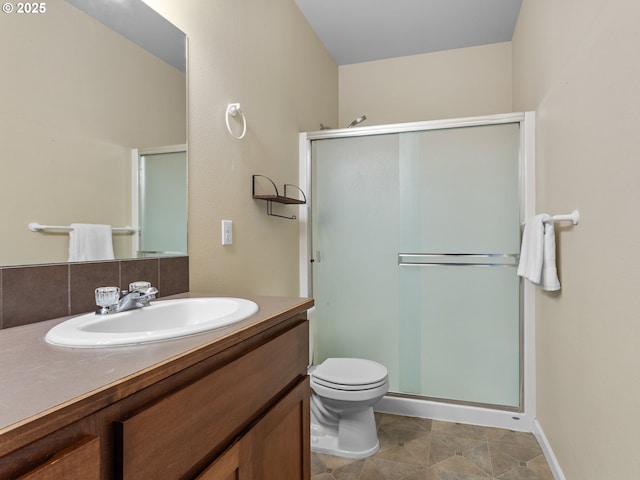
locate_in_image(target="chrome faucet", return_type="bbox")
[95,281,158,315]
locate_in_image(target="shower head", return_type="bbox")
[347,115,367,128]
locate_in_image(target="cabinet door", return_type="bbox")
[196,442,240,480]
[241,377,310,480]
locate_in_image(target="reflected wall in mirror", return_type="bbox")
[0,0,187,266]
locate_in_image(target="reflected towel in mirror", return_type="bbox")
[68,223,115,262]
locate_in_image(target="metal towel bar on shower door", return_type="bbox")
[398,253,520,267]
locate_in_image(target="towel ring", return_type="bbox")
[225,103,247,139]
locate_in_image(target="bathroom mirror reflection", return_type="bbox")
[0,0,187,266]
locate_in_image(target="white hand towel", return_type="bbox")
[517,214,561,291]
[68,223,115,262]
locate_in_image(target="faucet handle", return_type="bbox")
[128,281,158,301]
[95,286,120,308]
[129,281,151,291]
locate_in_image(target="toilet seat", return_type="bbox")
[311,377,388,391]
[310,358,388,391]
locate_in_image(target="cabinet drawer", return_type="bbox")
[115,321,308,479]
[16,436,100,480]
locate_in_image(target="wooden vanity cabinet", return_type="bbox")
[0,312,310,480]
[115,321,310,479]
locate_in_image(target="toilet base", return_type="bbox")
[310,405,380,459]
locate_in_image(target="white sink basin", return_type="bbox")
[45,297,259,348]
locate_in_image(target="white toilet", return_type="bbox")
[309,357,389,459]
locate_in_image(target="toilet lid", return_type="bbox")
[311,358,388,387]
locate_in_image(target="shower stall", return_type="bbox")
[299,113,536,431]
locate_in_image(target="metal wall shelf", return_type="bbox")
[252,175,306,220]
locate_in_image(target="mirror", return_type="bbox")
[0,0,187,266]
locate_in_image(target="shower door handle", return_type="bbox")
[398,253,519,267]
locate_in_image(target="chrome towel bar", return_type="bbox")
[28,222,137,234]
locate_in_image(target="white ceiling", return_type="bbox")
[294,0,523,65]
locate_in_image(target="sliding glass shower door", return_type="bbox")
[138,147,188,257]
[311,122,522,409]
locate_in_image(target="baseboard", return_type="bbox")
[376,395,534,432]
[532,419,566,480]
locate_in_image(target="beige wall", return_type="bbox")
[0,0,186,266]
[143,0,338,296]
[513,0,640,478]
[134,2,640,476]
[338,42,512,127]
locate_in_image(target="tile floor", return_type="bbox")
[311,412,555,480]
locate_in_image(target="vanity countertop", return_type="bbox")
[0,293,313,448]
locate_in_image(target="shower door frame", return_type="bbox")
[299,112,536,432]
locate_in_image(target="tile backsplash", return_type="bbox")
[0,256,189,329]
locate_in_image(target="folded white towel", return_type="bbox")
[517,214,560,291]
[68,223,115,262]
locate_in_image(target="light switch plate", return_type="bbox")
[222,220,233,245]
